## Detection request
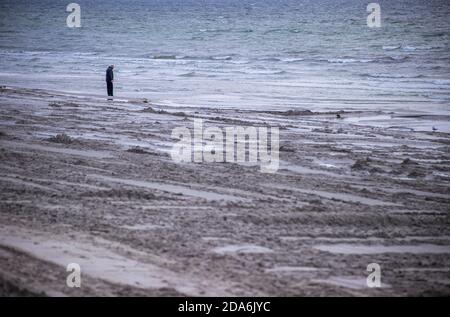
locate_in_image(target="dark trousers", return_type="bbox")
[107,81,113,97]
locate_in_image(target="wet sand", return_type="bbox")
[0,86,449,296]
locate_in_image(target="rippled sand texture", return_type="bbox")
[0,87,449,296]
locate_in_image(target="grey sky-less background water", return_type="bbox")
[0,0,449,117]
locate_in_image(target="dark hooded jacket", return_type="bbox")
[106,66,114,83]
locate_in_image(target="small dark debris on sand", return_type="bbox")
[279,145,295,152]
[47,133,73,144]
[126,146,167,157]
[352,157,371,170]
[141,107,186,117]
[127,146,149,154]
[401,158,418,166]
[264,109,313,116]
[49,102,78,108]
[141,107,162,114]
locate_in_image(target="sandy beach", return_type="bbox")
[0,86,449,296]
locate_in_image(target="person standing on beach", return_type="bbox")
[106,65,114,100]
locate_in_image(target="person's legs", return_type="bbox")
[107,81,113,98]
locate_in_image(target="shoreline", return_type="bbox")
[2,84,449,133]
